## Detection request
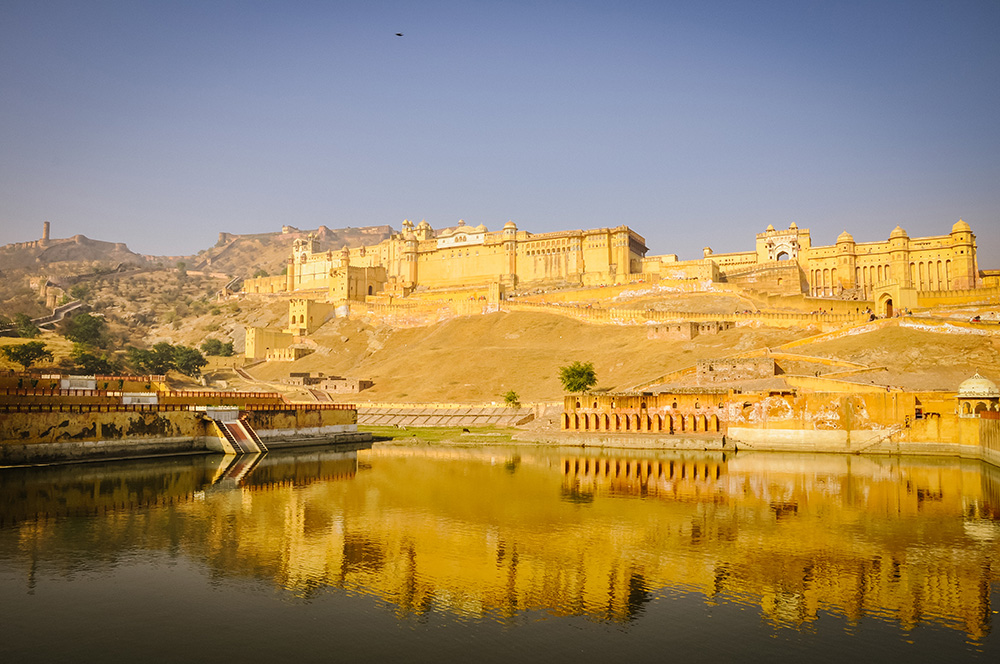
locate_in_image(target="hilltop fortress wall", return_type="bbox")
[241,219,984,308]
[244,220,649,297]
[644,219,981,300]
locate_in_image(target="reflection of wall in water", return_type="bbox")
[561,454,726,503]
[0,457,220,526]
[0,449,360,527]
[4,447,1000,638]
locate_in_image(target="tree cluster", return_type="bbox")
[57,312,121,374]
[127,342,207,377]
[61,312,106,346]
[12,313,39,339]
[200,338,234,356]
[1,341,53,370]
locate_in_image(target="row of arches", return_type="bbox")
[810,267,839,297]
[563,457,723,481]
[961,401,999,416]
[811,259,954,298]
[562,412,722,433]
[909,259,951,292]
[853,263,892,298]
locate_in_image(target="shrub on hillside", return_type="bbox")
[559,361,597,393]
[1,341,53,370]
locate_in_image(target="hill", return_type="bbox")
[175,224,394,278]
[239,311,805,402]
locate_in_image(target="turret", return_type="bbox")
[888,226,910,287]
[403,236,418,286]
[415,220,433,241]
[503,221,518,286]
[285,256,295,291]
[835,230,856,291]
[949,219,977,289]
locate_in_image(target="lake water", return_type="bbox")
[2,442,999,662]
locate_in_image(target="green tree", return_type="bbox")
[200,338,235,357]
[1,341,53,370]
[13,313,39,338]
[252,268,269,278]
[200,338,224,356]
[173,345,207,377]
[70,344,117,375]
[559,361,597,393]
[62,312,106,346]
[127,342,176,375]
[503,390,521,407]
[69,283,91,301]
[176,261,187,278]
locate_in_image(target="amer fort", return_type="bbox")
[227,217,1000,469]
[0,217,997,465]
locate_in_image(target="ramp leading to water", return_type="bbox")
[214,419,268,454]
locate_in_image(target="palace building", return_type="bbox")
[242,218,986,317]
[645,219,981,301]
[243,220,649,298]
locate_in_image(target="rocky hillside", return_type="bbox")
[175,224,394,278]
[0,223,394,323]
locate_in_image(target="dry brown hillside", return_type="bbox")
[791,325,1000,391]
[244,311,808,403]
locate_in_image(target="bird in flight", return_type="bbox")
[395,32,403,37]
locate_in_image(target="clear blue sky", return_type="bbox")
[2,0,998,265]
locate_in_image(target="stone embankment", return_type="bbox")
[359,403,534,427]
[512,429,730,451]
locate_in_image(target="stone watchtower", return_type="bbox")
[886,225,910,287]
[835,230,856,293]
[948,219,977,290]
[503,221,518,287]
[401,221,419,288]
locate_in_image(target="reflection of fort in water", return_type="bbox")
[3,445,1000,637]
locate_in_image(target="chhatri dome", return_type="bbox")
[958,373,1000,398]
[837,230,854,243]
[951,219,971,233]
[889,225,909,239]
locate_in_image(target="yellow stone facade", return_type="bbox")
[244,219,984,304]
[644,219,982,300]
[285,298,337,336]
[244,327,293,361]
[244,220,649,297]
[563,374,1000,464]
